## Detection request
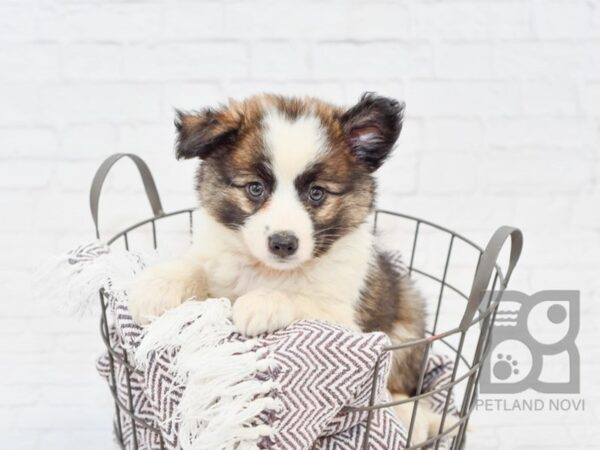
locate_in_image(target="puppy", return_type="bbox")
[129,93,451,444]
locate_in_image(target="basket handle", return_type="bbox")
[459,226,523,331]
[90,153,164,239]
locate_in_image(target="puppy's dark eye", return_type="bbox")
[308,186,326,205]
[246,182,265,199]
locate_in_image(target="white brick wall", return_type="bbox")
[1,1,598,448]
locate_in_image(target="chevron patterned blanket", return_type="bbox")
[98,293,456,450]
[39,242,457,449]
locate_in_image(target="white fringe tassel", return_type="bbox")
[32,242,153,316]
[136,299,280,450]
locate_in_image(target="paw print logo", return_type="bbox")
[481,290,580,394]
[493,353,519,380]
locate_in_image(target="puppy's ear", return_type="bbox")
[341,93,405,172]
[174,107,241,160]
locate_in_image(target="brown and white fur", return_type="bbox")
[129,93,453,444]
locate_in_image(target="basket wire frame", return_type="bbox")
[93,153,521,450]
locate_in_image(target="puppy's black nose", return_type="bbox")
[268,232,298,258]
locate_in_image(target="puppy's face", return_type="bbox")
[176,94,404,271]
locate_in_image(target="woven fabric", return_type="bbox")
[97,296,403,450]
[98,297,458,450]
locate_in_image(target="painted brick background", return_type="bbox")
[1,0,599,448]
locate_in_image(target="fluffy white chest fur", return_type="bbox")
[128,212,375,333]
[194,213,375,330]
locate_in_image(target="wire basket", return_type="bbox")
[92,153,523,450]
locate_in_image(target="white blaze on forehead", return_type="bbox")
[263,109,327,181]
[238,109,326,269]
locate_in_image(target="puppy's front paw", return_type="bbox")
[392,394,433,446]
[128,261,207,325]
[232,289,295,337]
[392,393,460,447]
[393,401,429,446]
